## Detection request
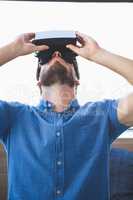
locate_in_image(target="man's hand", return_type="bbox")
[12,32,49,57]
[66,31,101,61]
[67,31,133,127]
[0,32,49,66]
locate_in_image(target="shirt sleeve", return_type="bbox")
[0,100,11,141]
[105,99,131,143]
[0,100,25,142]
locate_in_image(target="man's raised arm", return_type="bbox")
[0,32,49,141]
[66,31,133,127]
[0,32,49,66]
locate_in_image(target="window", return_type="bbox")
[0,2,133,137]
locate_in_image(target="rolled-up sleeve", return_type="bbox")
[105,99,131,143]
[0,100,11,141]
[0,100,25,142]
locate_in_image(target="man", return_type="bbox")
[0,31,132,200]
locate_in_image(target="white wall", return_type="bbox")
[0,2,133,137]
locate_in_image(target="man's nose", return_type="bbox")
[52,51,62,58]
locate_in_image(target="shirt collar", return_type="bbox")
[37,98,80,113]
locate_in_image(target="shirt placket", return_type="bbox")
[55,114,64,199]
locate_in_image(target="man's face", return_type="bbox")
[39,51,78,87]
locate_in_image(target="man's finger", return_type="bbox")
[76,31,88,42]
[35,45,49,51]
[66,44,80,54]
[25,32,35,40]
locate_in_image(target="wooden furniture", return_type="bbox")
[0,145,7,200]
[112,138,133,152]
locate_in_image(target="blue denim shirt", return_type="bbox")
[0,98,129,200]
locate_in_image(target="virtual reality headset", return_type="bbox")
[32,30,78,65]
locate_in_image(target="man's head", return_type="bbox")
[36,51,80,95]
[33,30,80,97]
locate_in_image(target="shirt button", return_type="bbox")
[48,103,51,107]
[57,161,62,165]
[56,190,61,195]
[56,132,61,137]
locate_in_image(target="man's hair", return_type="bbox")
[36,58,80,81]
